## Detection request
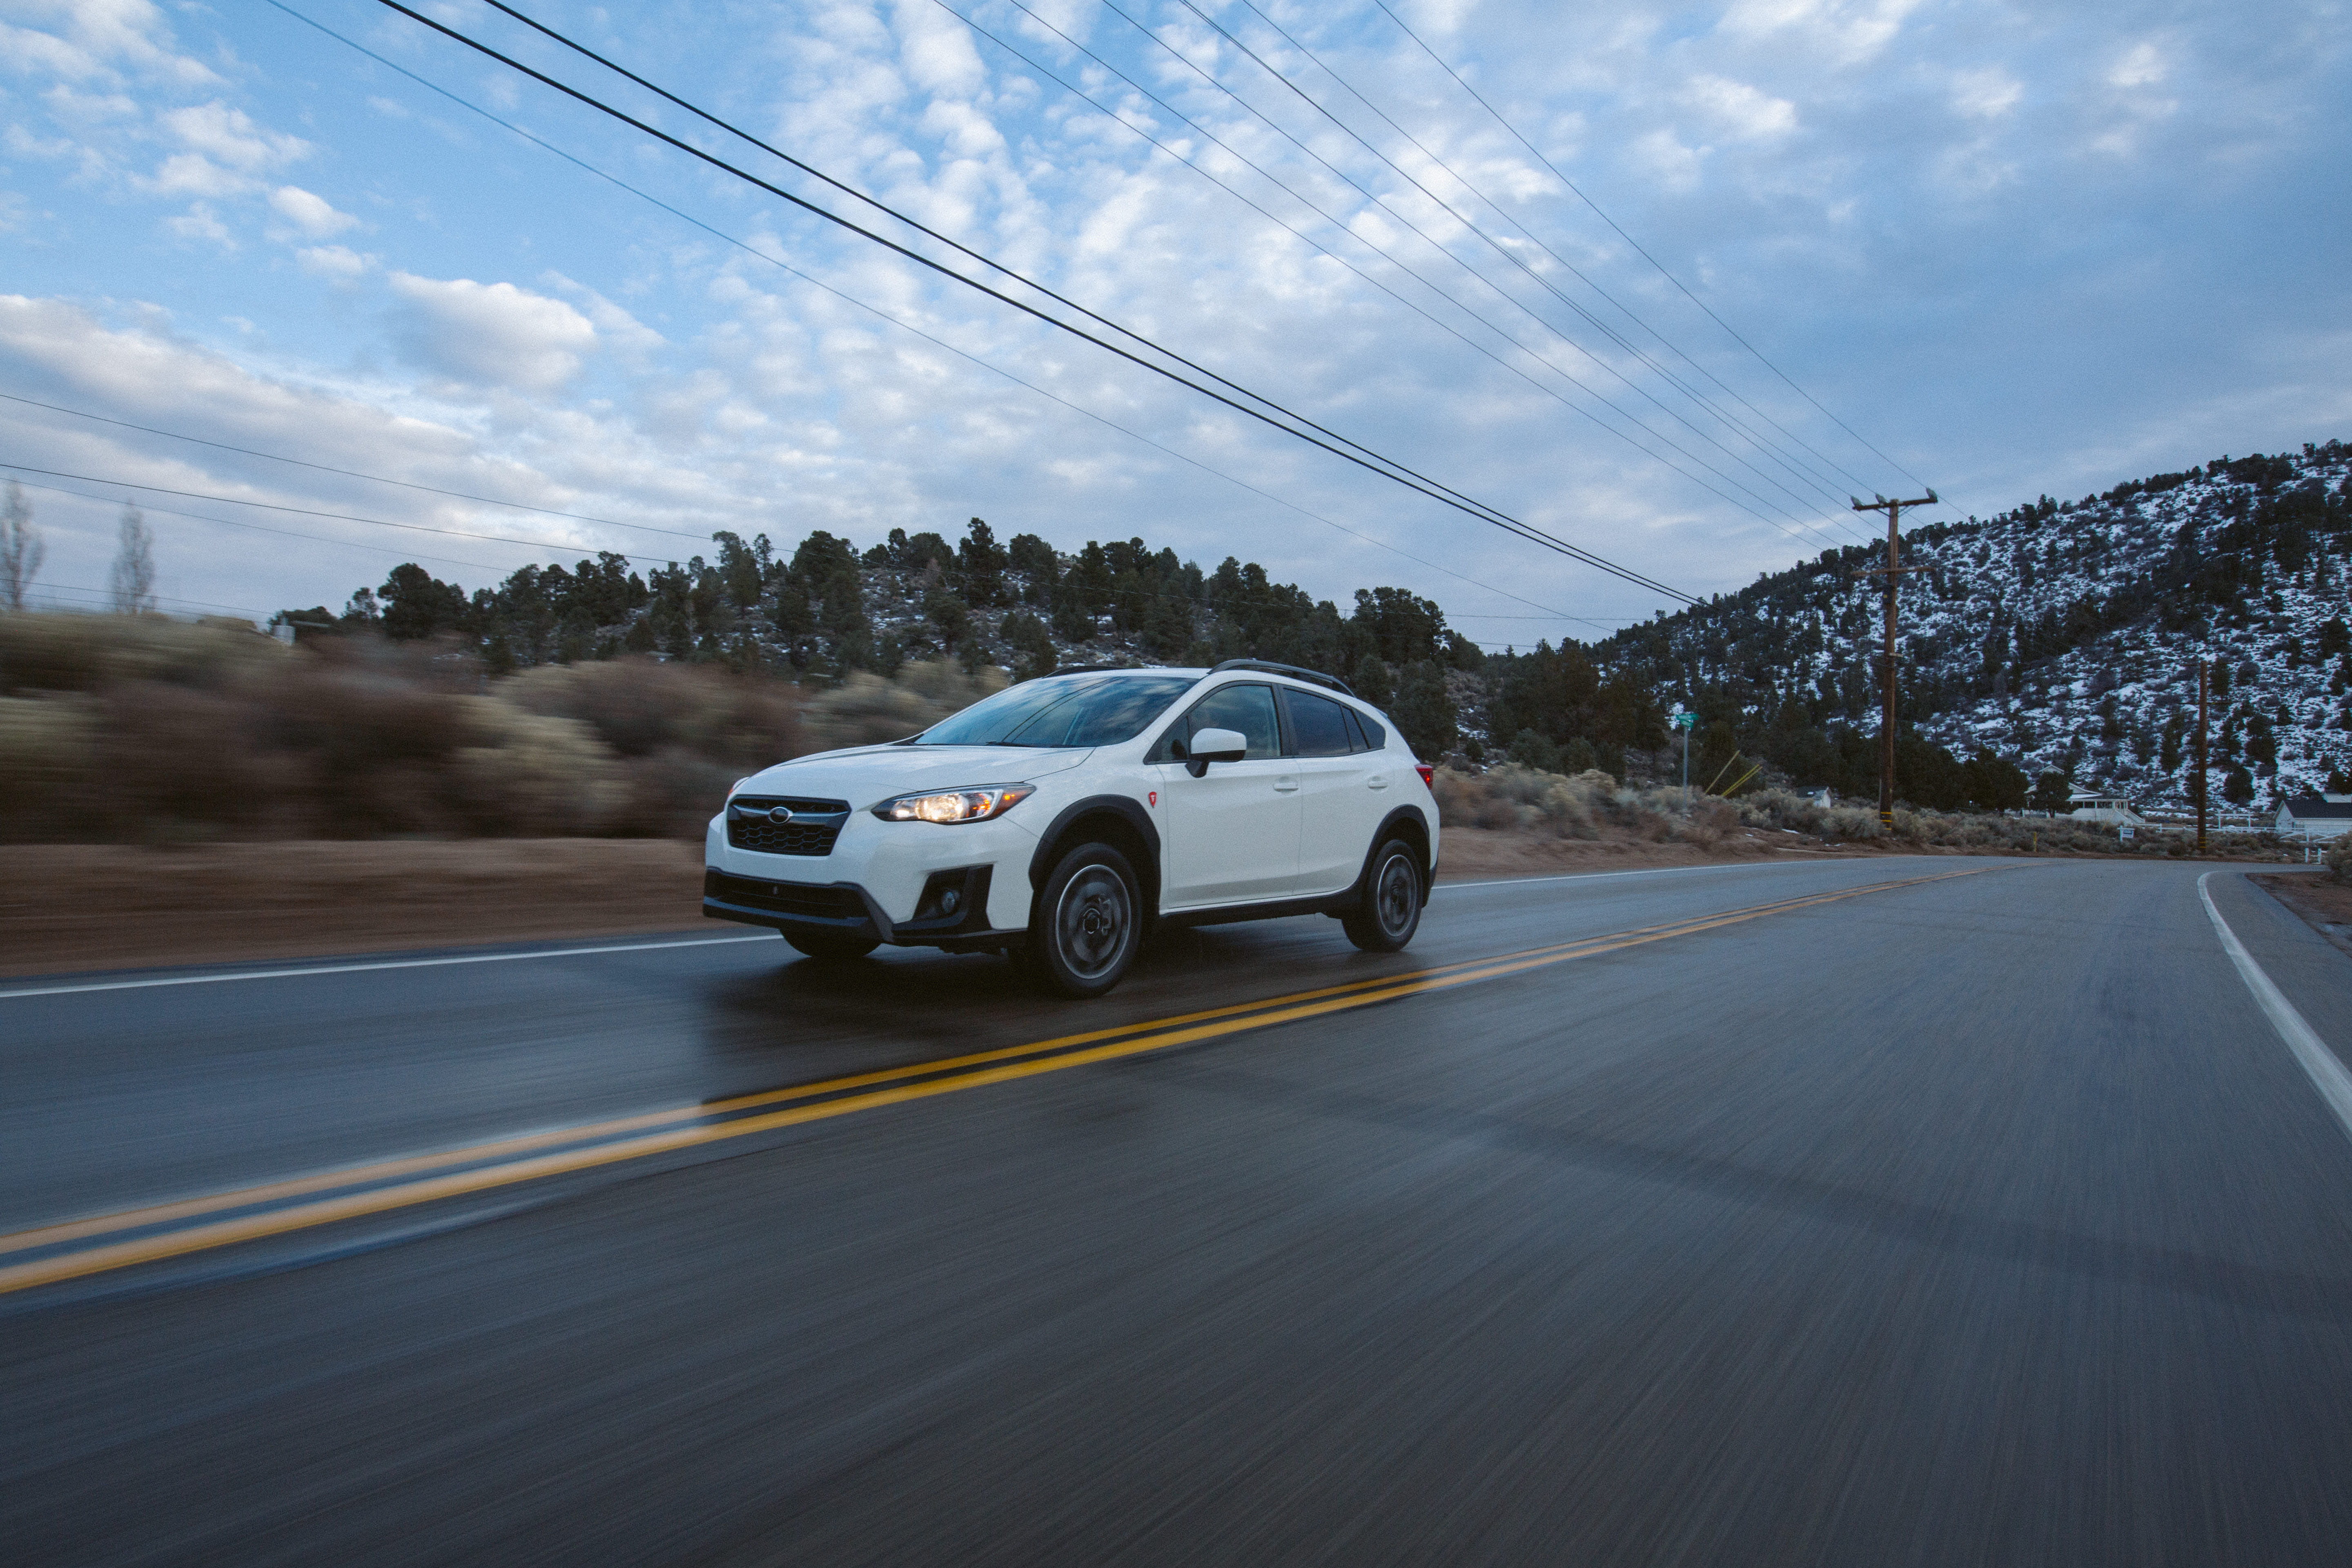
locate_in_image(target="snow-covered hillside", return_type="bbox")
[1607,443,2352,808]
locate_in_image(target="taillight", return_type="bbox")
[1414,765,1434,788]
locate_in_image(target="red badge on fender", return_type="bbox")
[1148,791,1157,806]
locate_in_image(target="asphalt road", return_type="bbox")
[5,858,2351,1565]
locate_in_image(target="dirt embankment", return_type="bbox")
[2,840,708,979]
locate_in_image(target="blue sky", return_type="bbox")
[2,0,2347,642]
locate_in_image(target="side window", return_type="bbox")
[1154,683,1282,761]
[1284,689,1355,758]
[1348,710,1385,753]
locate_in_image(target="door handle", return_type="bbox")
[1368,775,1390,789]
[1274,777,1300,793]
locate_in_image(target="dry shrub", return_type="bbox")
[803,660,1006,751]
[449,697,626,835]
[0,609,286,695]
[0,692,98,833]
[1437,763,1756,846]
[2326,837,2351,884]
[504,657,804,766]
[504,659,810,837]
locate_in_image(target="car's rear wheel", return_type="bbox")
[1028,842,1141,997]
[1342,839,1423,952]
[784,933,880,960]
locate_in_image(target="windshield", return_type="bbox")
[911,673,1199,748]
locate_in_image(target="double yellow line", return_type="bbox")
[0,864,2002,1297]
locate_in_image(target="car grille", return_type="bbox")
[726,795,850,856]
[705,871,865,922]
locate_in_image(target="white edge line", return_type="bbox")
[1435,857,1943,892]
[2198,871,2352,1143]
[0,934,778,1001]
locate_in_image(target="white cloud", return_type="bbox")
[297,245,372,281]
[386,272,599,392]
[268,185,358,239]
[147,152,243,197]
[160,102,309,173]
[1633,127,1706,191]
[0,0,218,88]
[2109,41,2167,90]
[1718,0,1923,64]
[1682,75,1797,140]
[1951,68,2022,120]
[163,203,232,248]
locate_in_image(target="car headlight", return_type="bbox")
[872,784,1036,824]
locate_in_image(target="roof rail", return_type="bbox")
[1208,659,1356,697]
[1046,663,1153,675]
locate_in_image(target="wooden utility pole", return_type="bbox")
[2194,660,2209,853]
[1851,490,1940,826]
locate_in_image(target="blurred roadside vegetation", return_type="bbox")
[1433,762,2266,858]
[0,612,1000,843]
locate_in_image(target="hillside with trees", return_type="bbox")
[263,436,2351,815]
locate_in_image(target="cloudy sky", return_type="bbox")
[2,0,2347,641]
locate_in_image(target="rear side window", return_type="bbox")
[1154,683,1282,761]
[1348,710,1385,752]
[1283,689,1356,758]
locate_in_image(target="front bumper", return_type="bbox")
[704,804,1039,950]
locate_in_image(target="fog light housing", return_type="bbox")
[911,866,991,928]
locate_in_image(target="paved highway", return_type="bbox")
[5,858,2350,1564]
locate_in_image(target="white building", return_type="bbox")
[2067,789,2152,828]
[2276,794,2352,841]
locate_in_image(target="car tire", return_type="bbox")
[784,933,880,960]
[1342,839,1423,952]
[1029,842,1143,998]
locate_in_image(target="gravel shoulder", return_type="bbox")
[2250,871,2352,961]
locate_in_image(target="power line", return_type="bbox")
[369,0,1695,604]
[1370,0,1928,494]
[0,391,713,542]
[237,5,1626,638]
[0,461,684,568]
[23,581,272,617]
[1217,0,1873,535]
[1163,0,1864,543]
[1074,0,1847,544]
[0,473,521,579]
[930,0,1815,540]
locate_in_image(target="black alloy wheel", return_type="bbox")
[784,933,881,960]
[1342,839,1423,952]
[1030,842,1142,997]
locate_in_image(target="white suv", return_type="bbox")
[704,661,1439,996]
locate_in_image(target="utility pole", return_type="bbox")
[1851,490,1940,826]
[2194,659,2209,854]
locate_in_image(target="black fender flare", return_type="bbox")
[1353,805,1434,903]
[1027,793,1163,912]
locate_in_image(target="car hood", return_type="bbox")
[738,744,1093,806]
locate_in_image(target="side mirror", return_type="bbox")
[1185,726,1248,777]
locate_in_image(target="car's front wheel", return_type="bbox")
[1028,842,1142,997]
[1342,839,1423,952]
[784,933,880,960]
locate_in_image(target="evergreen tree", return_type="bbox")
[1391,660,1457,760]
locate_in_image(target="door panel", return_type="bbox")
[1282,688,1377,894]
[1153,683,1301,906]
